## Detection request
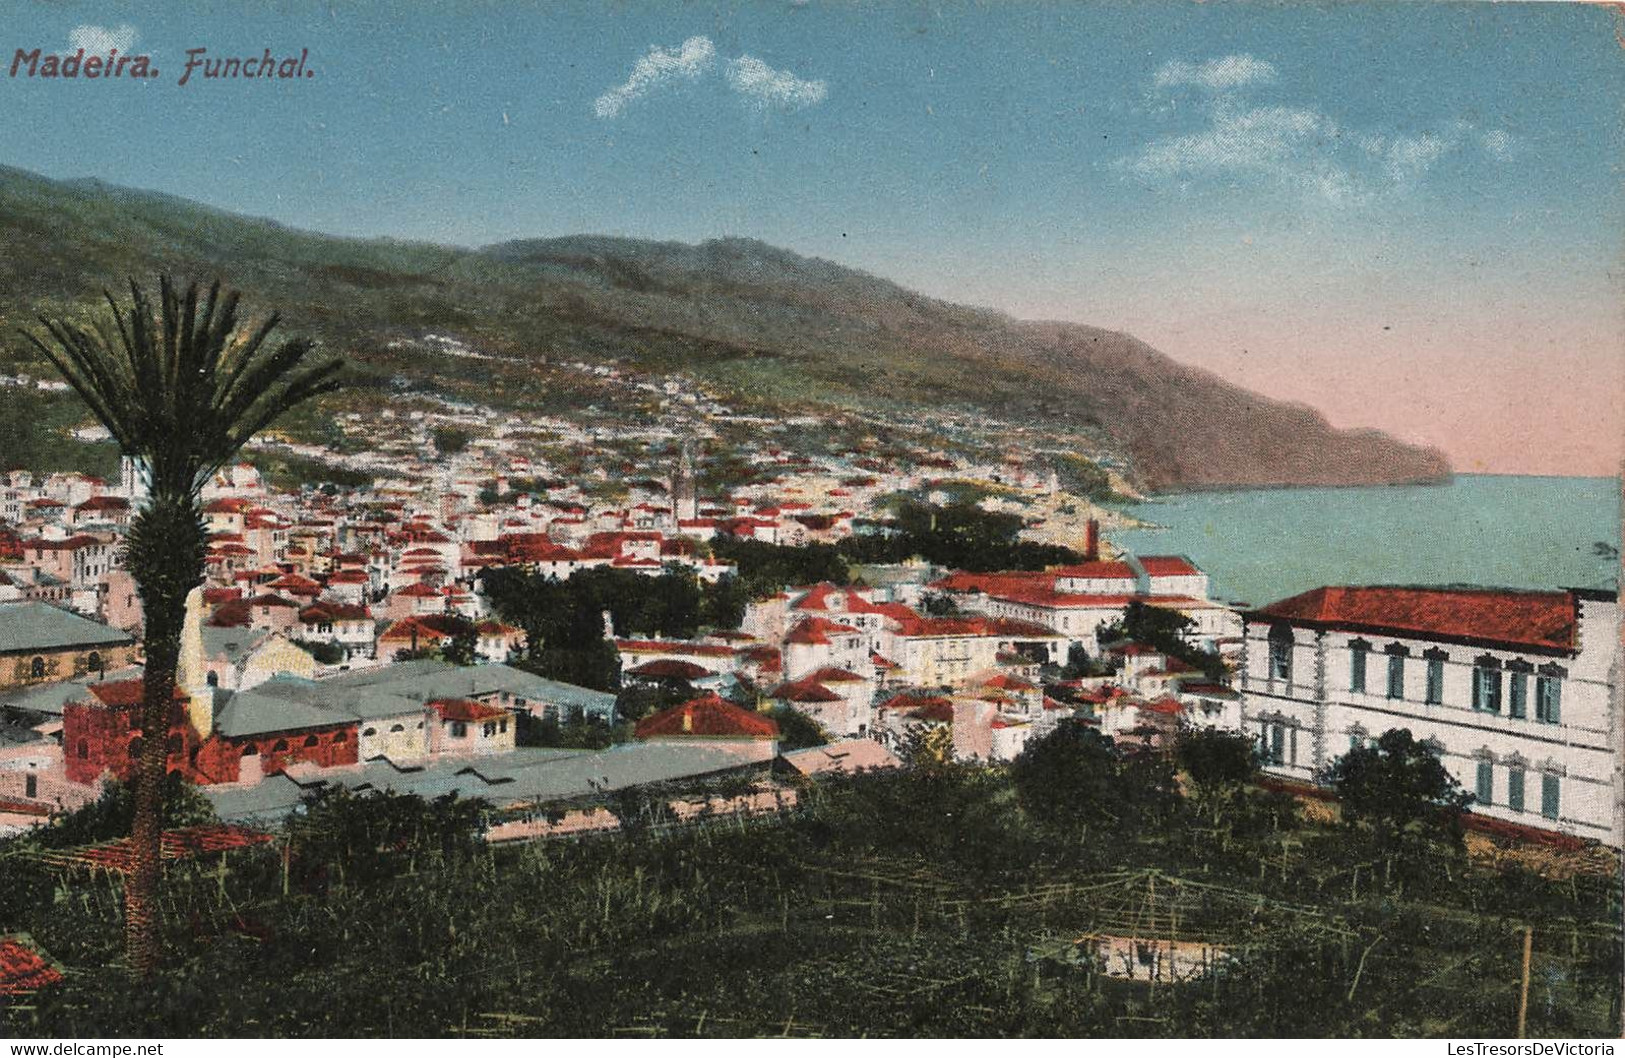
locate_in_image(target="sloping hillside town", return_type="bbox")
[0,433,1615,849]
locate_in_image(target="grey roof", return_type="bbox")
[247,673,422,721]
[203,741,774,824]
[213,685,354,739]
[0,665,144,717]
[0,602,134,654]
[211,657,623,737]
[201,627,271,665]
[323,660,616,717]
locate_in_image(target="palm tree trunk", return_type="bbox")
[126,601,182,976]
[122,494,204,977]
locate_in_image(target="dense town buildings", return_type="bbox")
[0,391,1616,850]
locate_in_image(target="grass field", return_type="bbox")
[1,760,1617,1039]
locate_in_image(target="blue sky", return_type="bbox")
[3,1,1622,474]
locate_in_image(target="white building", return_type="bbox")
[1239,585,1620,845]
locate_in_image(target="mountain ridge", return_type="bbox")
[0,165,1450,492]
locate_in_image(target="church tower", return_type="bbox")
[671,441,698,522]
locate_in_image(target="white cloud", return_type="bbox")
[1360,130,1460,184]
[1480,128,1516,161]
[1123,105,1336,185]
[593,36,827,119]
[69,23,137,54]
[1122,57,1516,201]
[593,36,716,119]
[724,55,828,111]
[1153,54,1277,92]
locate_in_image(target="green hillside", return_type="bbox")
[0,165,1450,491]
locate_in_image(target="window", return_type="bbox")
[363,727,376,737]
[499,719,508,734]
[1349,640,1369,693]
[451,721,468,738]
[333,729,347,743]
[272,739,289,752]
[206,670,220,687]
[1385,646,1407,700]
[483,722,496,737]
[1425,650,1448,705]
[29,656,44,679]
[1475,760,1493,805]
[1541,773,1560,820]
[303,734,319,747]
[1472,656,1502,712]
[1268,625,1293,684]
[1535,666,1564,724]
[77,739,88,759]
[87,651,102,673]
[1508,663,1529,719]
[1507,767,1525,813]
[1267,723,1286,766]
[390,723,405,733]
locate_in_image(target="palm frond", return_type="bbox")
[20,274,346,503]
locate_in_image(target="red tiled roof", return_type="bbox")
[86,680,189,708]
[768,678,843,704]
[634,694,779,740]
[74,496,129,512]
[626,658,712,681]
[1139,556,1202,576]
[0,937,63,995]
[379,614,470,642]
[432,698,507,723]
[1249,586,1579,654]
[30,826,274,875]
[1051,560,1135,580]
[300,602,371,622]
[803,666,866,683]
[978,673,1038,692]
[784,617,861,646]
[209,600,252,627]
[615,639,735,658]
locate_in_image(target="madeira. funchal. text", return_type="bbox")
[10,46,312,84]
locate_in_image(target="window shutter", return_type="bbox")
[1541,774,1560,821]
[1475,761,1493,806]
[1507,768,1525,813]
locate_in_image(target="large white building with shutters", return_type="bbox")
[1238,585,1620,845]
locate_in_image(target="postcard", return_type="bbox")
[0,0,1619,1044]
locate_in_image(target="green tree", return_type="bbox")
[1175,727,1258,823]
[1327,728,1471,839]
[1010,719,1124,832]
[23,276,342,974]
[430,425,470,456]
[1098,600,1227,682]
[1012,719,1177,835]
[767,706,828,751]
[442,623,479,666]
[32,775,217,850]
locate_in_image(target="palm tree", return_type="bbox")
[23,276,343,974]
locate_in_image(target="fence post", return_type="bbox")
[1517,925,1533,1039]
